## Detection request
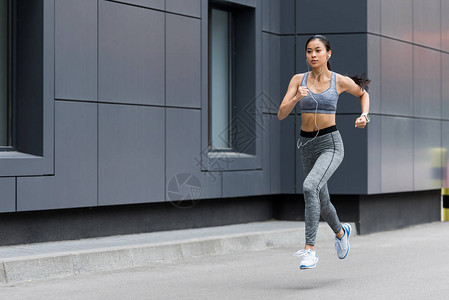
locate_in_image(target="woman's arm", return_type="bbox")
[277,74,308,120]
[338,75,370,128]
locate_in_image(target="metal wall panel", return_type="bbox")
[280,0,295,34]
[443,54,449,120]
[0,178,15,213]
[166,108,221,201]
[262,115,272,193]
[381,0,413,42]
[269,114,281,194]
[413,119,442,190]
[262,32,280,114]
[413,46,441,119]
[110,0,165,10]
[442,121,449,187]
[262,0,279,33]
[166,0,201,18]
[367,115,381,194]
[98,104,165,205]
[367,34,381,114]
[280,36,295,114]
[280,114,296,194]
[55,0,97,101]
[367,0,380,34]
[262,0,294,34]
[222,170,268,197]
[166,14,201,108]
[381,38,413,116]
[443,0,449,52]
[413,0,441,49]
[381,116,413,193]
[17,101,97,211]
[296,0,366,34]
[99,0,164,105]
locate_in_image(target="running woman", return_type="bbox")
[277,35,370,269]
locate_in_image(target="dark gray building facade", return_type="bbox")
[0,0,447,245]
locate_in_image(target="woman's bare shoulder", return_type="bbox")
[335,73,353,85]
[334,72,346,80]
[291,73,305,83]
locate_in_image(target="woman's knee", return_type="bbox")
[303,179,318,196]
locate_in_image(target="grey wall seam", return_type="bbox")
[261,31,295,36]
[164,11,166,202]
[200,4,203,188]
[367,32,448,54]
[53,0,56,177]
[97,0,99,206]
[12,174,54,178]
[54,99,201,111]
[411,0,415,191]
[296,32,369,36]
[106,0,201,20]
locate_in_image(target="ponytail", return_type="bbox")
[349,72,370,91]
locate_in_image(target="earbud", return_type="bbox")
[328,54,331,59]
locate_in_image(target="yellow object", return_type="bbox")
[444,208,449,222]
[431,148,446,167]
[443,188,449,221]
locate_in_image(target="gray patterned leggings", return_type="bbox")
[299,127,344,246]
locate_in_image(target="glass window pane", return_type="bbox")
[0,0,8,146]
[210,8,230,150]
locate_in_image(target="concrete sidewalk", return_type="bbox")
[0,221,356,283]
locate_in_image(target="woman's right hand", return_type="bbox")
[296,86,309,101]
[278,74,307,120]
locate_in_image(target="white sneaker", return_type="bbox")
[335,223,351,259]
[293,249,319,269]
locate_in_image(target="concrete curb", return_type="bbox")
[0,222,357,283]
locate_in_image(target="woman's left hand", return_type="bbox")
[355,116,367,128]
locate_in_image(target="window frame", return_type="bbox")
[0,0,54,177]
[0,0,14,150]
[202,0,262,172]
[208,7,233,152]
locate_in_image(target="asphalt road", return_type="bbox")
[1,222,449,300]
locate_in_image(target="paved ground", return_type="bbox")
[0,221,340,283]
[1,222,448,299]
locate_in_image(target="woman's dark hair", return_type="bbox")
[305,34,371,90]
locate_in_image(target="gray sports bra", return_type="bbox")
[299,71,339,114]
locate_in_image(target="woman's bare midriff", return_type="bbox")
[301,113,336,132]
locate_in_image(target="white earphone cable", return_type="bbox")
[297,61,326,149]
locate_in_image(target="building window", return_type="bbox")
[0,0,13,149]
[208,1,256,155]
[209,7,232,151]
